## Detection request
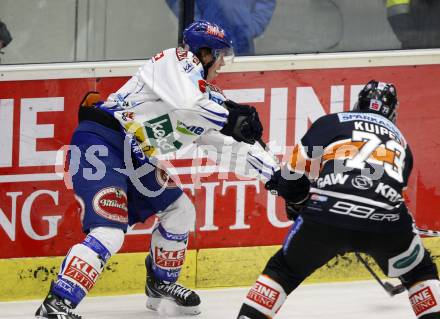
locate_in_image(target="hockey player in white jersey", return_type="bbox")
[35,20,278,319]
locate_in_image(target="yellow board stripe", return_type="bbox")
[386,0,410,7]
[1,238,439,301]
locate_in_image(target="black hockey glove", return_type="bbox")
[265,167,310,203]
[264,169,281,195]
[265,169,309,221]
[221,100,263,144]
[285,197,309,221]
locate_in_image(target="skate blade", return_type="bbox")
[146,297,161,311]
[150,298,201,316]
[178,305,201,316]
[160,304,201,316]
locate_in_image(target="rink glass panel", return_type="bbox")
[1,0,439,64]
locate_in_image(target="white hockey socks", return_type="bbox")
[243,275,287,318]
[52,227,124,306]
[409,279,440,318]
[149,194,195,282]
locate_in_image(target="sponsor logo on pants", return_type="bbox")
[64,256,99,291]
[92,187,128,223]
[410,287,437,316]
[246,281,280,310]
[155,168,178,188]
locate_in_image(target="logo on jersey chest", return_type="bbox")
[176,121,204,136]
[247,281,280,310]
[316,173,348,188]
[144,114,182,154]
[351,175,373,190]
[183,61,194,73]
[121,111,134,121]
[374,182,403,202]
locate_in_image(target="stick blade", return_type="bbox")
[384,282,406,296]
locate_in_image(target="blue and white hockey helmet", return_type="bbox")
[183,20,234,62]
[354,80,399,123]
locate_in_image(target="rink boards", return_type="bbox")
[1,50,440,301]
[1,238,439,301]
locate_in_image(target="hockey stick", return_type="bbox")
[355,253,406,297]
[355,227,440,297]
[257,138,279,164]
[416,228,440,237]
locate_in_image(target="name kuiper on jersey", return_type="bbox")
[338,112,405,145]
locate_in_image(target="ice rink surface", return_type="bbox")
[0,280,414,318]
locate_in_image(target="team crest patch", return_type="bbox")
[155,168,178,188]
[93,187,128,223]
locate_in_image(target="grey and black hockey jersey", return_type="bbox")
[290,111,414,233]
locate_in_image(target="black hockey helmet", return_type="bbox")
[354,80,399,123]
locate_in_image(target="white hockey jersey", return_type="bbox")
[100,47,278,182]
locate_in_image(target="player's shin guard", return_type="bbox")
[149,223,189,282]
[238,275,287,319]
[408,280,440,318]
[35,227,124,318]
[52,227,124,306]
[148,194,194,283]
[145,194,200,315]
[51,238,110,306]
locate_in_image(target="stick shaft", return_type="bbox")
[417,228,440,237]
[355,253,387,288]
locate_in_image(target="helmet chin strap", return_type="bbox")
[202,60,214,80]
[195,48,215,80]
